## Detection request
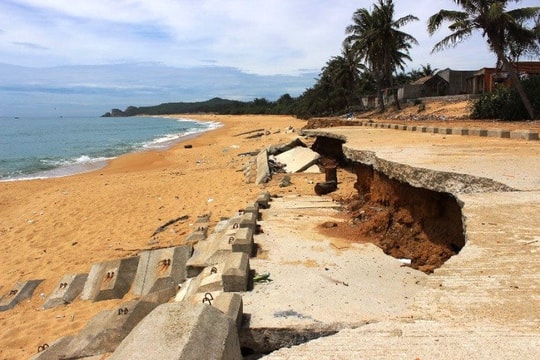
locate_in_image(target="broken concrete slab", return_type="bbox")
[42,273,88,309]
[267,138,307,156]
[132,245,192,297]
[109,302,242,360]
[256,149,271,184]
[222,252,250,292]
[39,299,160,359]
[0,279,43,311]
[274,147,321,173]
[80,256,139,302]
[214,292,244,330]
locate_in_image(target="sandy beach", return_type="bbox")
[0,114,315,360]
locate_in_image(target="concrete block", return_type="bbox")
[42,273,88,309]
[109,302,242,360]
[132,245,192,296]
[255,149,271,184]
[274,147,321,173]
[184,225,209,243]
[243,202,260,218]
[222,252,250,292]
[439,128,453,135]
[186,219,232,278]
[487,129,511,138]
[43,299,160,359]
[469,128,488,137]
[232,211,257,230]
[30,335,76,360]
[256,191,271,209]
[231,227,254,255]
[81,257,139,302]
[214,292,244,330]
[195,213,211,224]
[510,130,539,140]
[397,125,407,130]
[451,127,469,135]
[425,126,436,133]
[407,125,417,131]
[0,279,43,311]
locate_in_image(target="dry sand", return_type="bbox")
[0,114,310,360]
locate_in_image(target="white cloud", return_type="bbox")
[1,1,538,74]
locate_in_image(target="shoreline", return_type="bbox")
[0,114,307,360]
[1,116,222,183]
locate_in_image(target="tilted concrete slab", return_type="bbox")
[274,147,321,173]
[35,299,160,359]
[256,149,271,184]
[42,273,88,309]
[132,245,192,296]
[109,302,242,360]
[80,256,139,302]
[0,279,43,311]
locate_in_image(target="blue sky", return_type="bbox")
[0,0,538,116]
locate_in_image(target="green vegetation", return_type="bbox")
[105,0,539,120]
[428,0,540,119]
[471,75,540,120]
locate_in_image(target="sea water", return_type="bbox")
[0,115,220,181]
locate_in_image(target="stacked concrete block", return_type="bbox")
[222,252,250,292]
[109,302,242,360]
[42,273,87,309]
[80,256,139,302]
[0,279,43,311]
[33,299,160,359]
[132,245,192,297]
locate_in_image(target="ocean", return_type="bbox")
[0,115,220,181]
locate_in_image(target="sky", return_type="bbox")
[0,0,538,116]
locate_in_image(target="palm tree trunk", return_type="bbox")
[497,50,536,120]
[376,72,385,111]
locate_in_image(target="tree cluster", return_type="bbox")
[104,1,539,120]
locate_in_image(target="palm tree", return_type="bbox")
[428,0,540,119]
[324,44,367,110]
[346,0,419,110]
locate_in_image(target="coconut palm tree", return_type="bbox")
[428,0,540,119]
[324,44,367,110]
[345,0,419,110]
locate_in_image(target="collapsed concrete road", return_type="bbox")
[254,125,539,359]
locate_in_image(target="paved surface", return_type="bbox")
[259,127,540,359]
